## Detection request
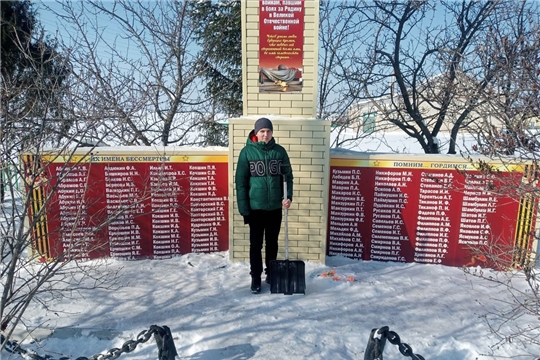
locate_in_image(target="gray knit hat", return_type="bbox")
[254,117,273,134]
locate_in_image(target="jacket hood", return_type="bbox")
[246,129,276,149]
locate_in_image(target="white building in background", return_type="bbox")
[343,72,539,136]
[330,72,539,154]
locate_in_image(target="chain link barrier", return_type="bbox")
[364,326,425,360]
[1,325,177,360]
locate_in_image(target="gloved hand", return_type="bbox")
[243,214,251,225]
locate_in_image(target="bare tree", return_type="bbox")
[318,1,399,149]
[460,164,539,357]
[0,0,236,349]
[318,1,359,123]
[1,4,123,347]
[318,2,540,355]
[0,1,190,347]
[319,0,540,155]
[1,55,186,351]
[456,3,540,355]
[48,0,226,147]
[469,1,540,159]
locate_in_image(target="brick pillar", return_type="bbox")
[229,0,330,265]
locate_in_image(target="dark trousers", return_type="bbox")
[249,208,282,278]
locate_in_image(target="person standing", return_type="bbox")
[235,117,293,294]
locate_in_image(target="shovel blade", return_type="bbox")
[269,259,306,295]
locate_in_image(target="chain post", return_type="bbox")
[1,325,176,360]
[364,326,425,360]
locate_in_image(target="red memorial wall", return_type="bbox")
[327,155,538,269]
[24,150,537,267]
[24,151,229,261]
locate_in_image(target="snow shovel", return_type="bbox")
[270,169,306,295]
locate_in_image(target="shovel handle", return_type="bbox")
[283,174,289,260]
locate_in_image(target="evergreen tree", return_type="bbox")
[1,0,70,148]
[189,0,242,117]
[1,0,36,78]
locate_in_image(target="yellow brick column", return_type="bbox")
[229,1,330,265]
[243,0,318,117]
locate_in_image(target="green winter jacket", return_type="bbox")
[235,131,293,216]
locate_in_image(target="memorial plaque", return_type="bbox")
[328,156,535,268]
[25,152,229,261]
[258,0,304,92]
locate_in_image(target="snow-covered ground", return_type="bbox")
[2,251,538,360]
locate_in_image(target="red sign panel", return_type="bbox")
[259,0,304,92]
[27,153,229,261]
[327,157,536,269]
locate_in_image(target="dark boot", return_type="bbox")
[264,268,271,284]
[250,276,261,294]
